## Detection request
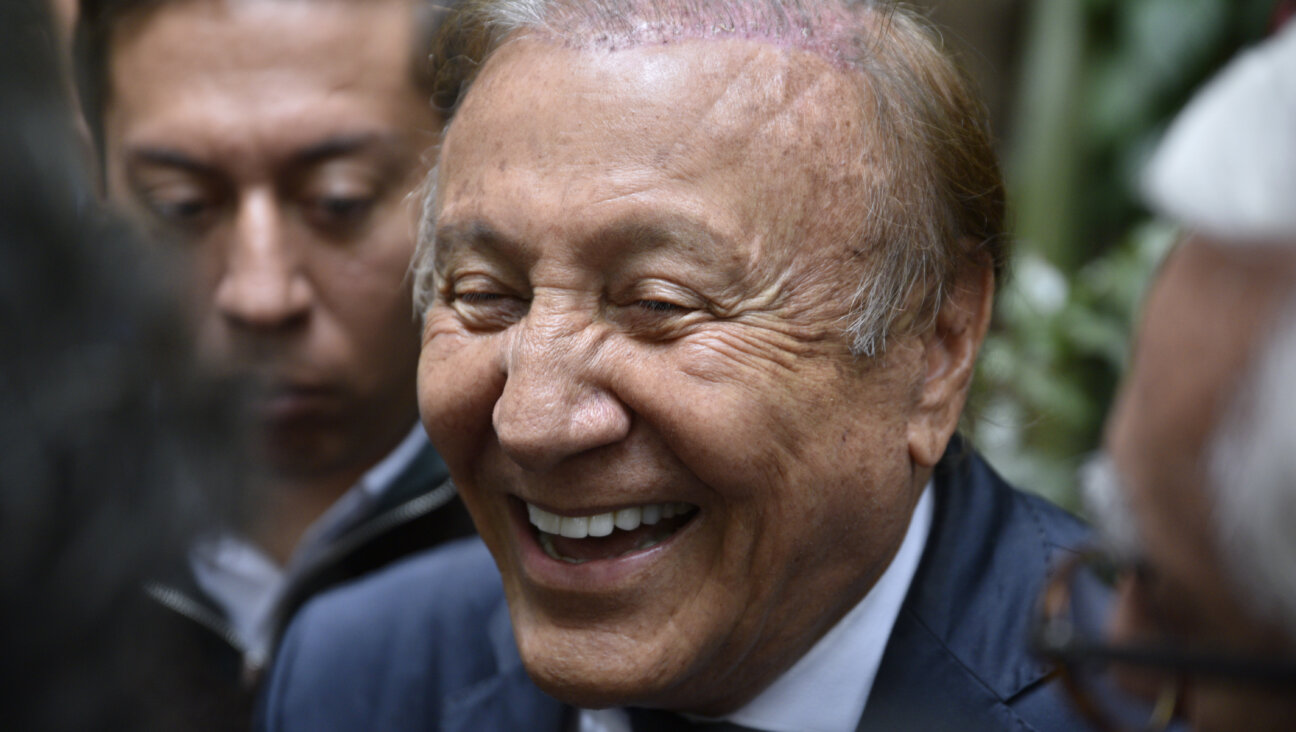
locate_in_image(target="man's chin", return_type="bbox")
[259,424,352,480]
[512,620,731,714]
[518,641,683,711]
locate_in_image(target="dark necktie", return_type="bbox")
[626,706,760,732]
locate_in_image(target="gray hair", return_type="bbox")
[1208,299,1296,640]
[412,0,1005,357]
[1079,452,1144,566]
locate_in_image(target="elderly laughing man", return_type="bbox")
[261,2,1098,730]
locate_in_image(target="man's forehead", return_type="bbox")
[443,35,871,187]
[462,34,861,125]
[106,0,432,154]
[108,0,421,96]
[438,35,876,264]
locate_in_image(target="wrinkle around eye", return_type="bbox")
[610,300,712,341]
[672,318,834,382]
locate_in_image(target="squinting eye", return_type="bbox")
[450,285,529,330]
[635,299,690,314]
[458,292,513,305]
[613,293,707,341]
[154,198,210,222]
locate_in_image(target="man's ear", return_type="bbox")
[907,256,994,468]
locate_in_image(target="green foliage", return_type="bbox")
[967,0,1275,509]
[970,220,1176,510]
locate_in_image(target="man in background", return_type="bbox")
[74,0,472,725]
[1040,21,1296,732]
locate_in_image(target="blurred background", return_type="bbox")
[916,0,1285,510]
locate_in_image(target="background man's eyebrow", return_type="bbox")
[289,133,404,167]
[127,146,217,177]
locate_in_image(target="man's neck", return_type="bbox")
[253,468,366,566]
[250,412,421,566]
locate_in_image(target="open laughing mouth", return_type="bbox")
[524,500,700,564]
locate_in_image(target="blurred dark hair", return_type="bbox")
[0,0,247,728]
[73,0,454,174]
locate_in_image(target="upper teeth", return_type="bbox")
[527,502,695,539]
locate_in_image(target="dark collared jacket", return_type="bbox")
[143,442,474,732]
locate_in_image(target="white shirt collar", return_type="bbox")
[188,535,282,668]
[579,481,935,732]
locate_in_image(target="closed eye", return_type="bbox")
[634,299,691,313]
[136,183,223,234]
[459,292,513,304]
[447,280,529,331]
[152,197,212,224]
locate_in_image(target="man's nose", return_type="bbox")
[493,310,631,473]
[213,190,311,331]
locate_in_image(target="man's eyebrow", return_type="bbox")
[433,221,517,270]
[588,217,740,274]
[126,133,404,175]
[289,133,403,167]
[126,146,217,177]
[595,218,721,255]
[432,216,734,272]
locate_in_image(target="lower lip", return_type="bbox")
[509,497,697,591]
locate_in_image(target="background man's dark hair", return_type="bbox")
[73,0,452,178]
[1,0,246,728]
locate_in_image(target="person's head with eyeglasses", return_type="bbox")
[1037,21,1296,732]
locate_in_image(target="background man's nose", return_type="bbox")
[213,191,312,331]
[492,316,631,473]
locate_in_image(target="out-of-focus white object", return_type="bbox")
[1143,21,1296,240]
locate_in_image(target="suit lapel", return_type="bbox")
[857,438,1089,730]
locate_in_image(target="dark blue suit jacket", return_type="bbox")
[261,443,1097,731]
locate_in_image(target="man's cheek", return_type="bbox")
[420,343,504,443]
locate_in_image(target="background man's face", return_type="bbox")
[1104,239,1296,730]
[103,0,438,479]
[419,37,935,713]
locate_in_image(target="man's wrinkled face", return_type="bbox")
[418,37,938,713]
[1104,238,1296,731]
[104,0,438,479]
